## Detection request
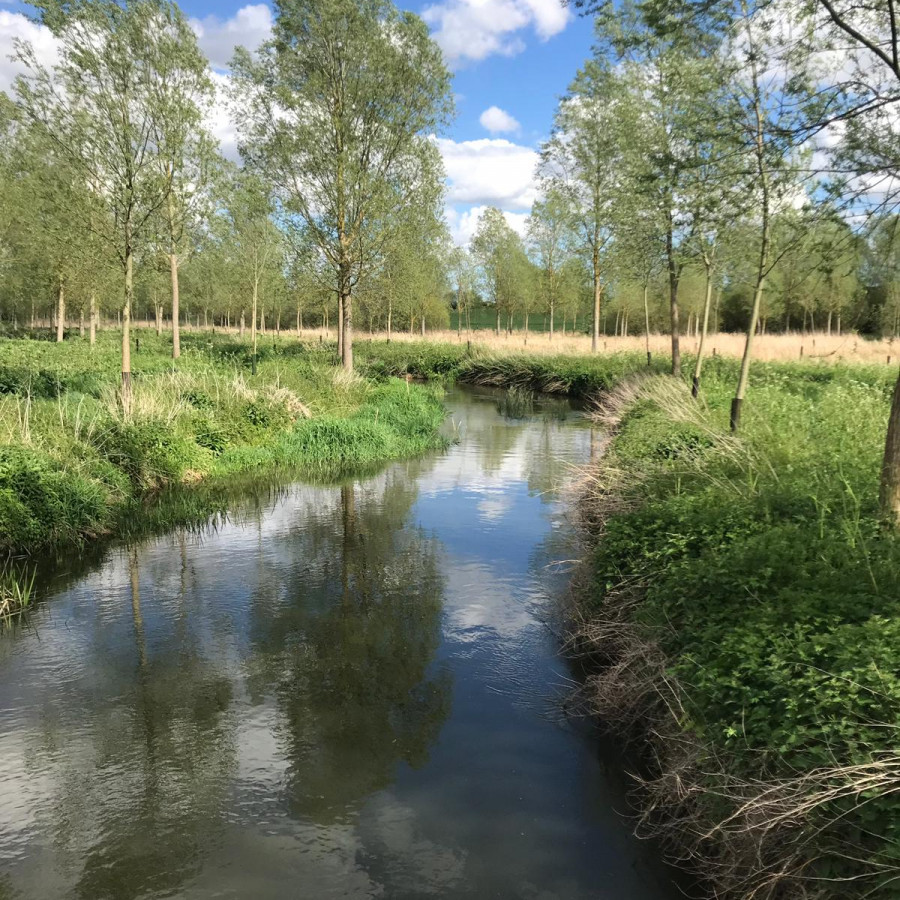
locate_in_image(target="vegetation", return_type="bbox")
[0,331,446,554]
[577,361,900,898]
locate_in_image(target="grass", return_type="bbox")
[576,362,900,898]
[321,324,900,365]
[0,329,447,554]
[0,563,35,621]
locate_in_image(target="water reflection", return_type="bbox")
[0,386,677,900]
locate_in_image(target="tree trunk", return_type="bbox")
[692,263,715,398]
[251,278,258,370]
[881,371,900,525]
[79,310,84,339]
[495,308,501,336]
[297,306,302,336]
[170,252,181,359]
[667,221,681,375]
[89,292,97,346]
[644,284,651,366]
[421,315,425,337]
[240,310,245,338]
[341,290,353,371]
[549,300,554,341]
[122,242,134,407]
[387,296,392,342]
[56,281,65,343]
[591,247,601,354]
[337,292,344,359]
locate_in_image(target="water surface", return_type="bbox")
[0,386,677,899]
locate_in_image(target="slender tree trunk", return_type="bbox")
[89,292,97,346]
[591,247,601,354]
[297,306,302,336]
[495,308,501,336]
[122,241,134,407]
[337,292,344,360]
[240,310,245,338]
[644,283,651,366]
[170,252,181,359]
[667,220,681,375]
[524,311,529,345]
[692,263,715,398]
[56,280,65,343]
[79,310,84,338]
[421,315,425,336]
[549,299,554,341]
[881,371,900,525]
[251,277,258,371]
[731,56,770,433]
[387,296,392,342]
[342,290,353,371]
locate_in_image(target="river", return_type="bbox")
[0,385,678,899]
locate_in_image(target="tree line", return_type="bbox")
[3,0,900,519]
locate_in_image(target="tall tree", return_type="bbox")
[15,0,211,401]
[540,60,624,354]
[231,0,453,372]
[527,188,576,341]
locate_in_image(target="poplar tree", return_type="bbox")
[231,0,453,372]
[14,0,211,401]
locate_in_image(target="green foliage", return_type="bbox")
[0,331,446,553]
[589,367,900,896]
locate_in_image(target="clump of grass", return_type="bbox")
[0,564,36,621]
[496,386,535,419]
[574,369,900,899]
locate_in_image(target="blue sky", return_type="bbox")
[0,0,596,242]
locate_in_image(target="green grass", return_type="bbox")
[0,330,447,554]
[582,362,900,898]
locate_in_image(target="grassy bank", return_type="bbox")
[577,359,900,898]
[355,338,670,393]
[0,331,446,554]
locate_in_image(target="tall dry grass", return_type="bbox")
[231,323,900,365]
[371,328,900,364]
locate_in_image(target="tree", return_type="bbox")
[15,0,211,401]
[153,77,216,359]
[231,0,453,372]
[800,0,900,521]
[527,188,576,341]
[224,172,283,371]
[471,207,529,334]
[540,60,625,354]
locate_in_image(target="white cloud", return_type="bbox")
[189,4,273,70]
[436,136,539,209]
[0,11,58,96]
[479,105,520,134]
[208,71,241,162]
[422,0,569,65]
[446,205,529,245]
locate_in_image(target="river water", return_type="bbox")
[0,386,678,899]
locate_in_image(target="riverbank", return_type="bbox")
[575,361,900,899]
[0,332,446,555]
